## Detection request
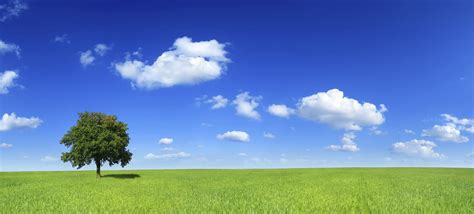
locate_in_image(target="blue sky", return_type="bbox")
[0,0,473,171]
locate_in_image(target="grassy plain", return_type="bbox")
[1,168,472,213]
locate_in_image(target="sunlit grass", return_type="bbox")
[1,168,472,212]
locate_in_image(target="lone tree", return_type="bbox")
[60,112,132,178]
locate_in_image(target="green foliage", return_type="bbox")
[60,112,132,174]
[0,168,473,213]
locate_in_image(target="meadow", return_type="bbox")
[1,168,472,213]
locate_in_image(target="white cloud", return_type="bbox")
[0,39,20,56]
[0,113,42,132]
[158,138,173,145]
[0,143,12,149]
[392,139,444,159]
[114,36,229,89]
[40,156,58,162]
[297,89,387,130]
[0,0,28,22]
[441,114,474,134]
[326,132,360,152]
[80,43,110,67]
[126,48,143,59]
[80,50,95,67]
[205,95,228,109]
[94,43,111,56]
[0,70,18,94]
[267,104,294,118]
[217,131,250,142]
[238,153,247,156]
[144,152,191,160]
[263,132,275,139]
[232,92,261,120]
[280,158,288,163]
[53,34,70,44]
[404,129,415,135]
[441,114,474,126]
[422,123,469,143]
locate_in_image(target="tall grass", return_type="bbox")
[1,168,472,213]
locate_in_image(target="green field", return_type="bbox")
[1,168,472,213]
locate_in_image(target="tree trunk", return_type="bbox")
[95,160,101,178]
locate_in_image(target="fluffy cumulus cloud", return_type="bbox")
[0,143,13,149]
[0,0,28,22]
[267,104,294,118]
[206,95,228,109]
[144,152,191,160]
[114,36,229,89]
[296,89,387,130]
[158,138,173,145]
[0,39,20,56]
[326,132,360,152]
[0,70,18,94]
[392,139,444,159]
[217,131,250,142]
[422,123,469,143]
[0,113,42,132]
[232,92,262,120]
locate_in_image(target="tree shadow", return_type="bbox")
[102,174,141,179]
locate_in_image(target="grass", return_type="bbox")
[1,168,473,213]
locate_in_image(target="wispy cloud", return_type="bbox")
[0,39,20,56]
[53,34,71,44]
[40,156,58,162]
[79,43,111,67]
[0,0,28,22]
[144,152,191,160]
[0,143,13,149]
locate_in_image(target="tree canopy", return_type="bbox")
[60,112,132,177]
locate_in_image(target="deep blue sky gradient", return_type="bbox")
[0,0,473,171]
